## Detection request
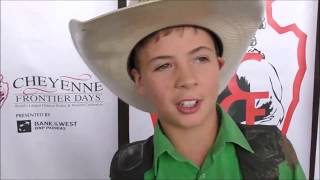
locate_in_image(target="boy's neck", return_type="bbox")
[160,108,219,167]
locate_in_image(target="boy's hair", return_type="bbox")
[127,25,224,80]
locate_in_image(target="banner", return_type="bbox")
[1,1,118,179]
[1,0,318,179]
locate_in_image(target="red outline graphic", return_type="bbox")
[220,53,270,125]
[267,0,307,134]
[243,53,264,62]
[150,113,158,127]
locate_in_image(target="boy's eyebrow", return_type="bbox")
[148,46,214,65]
[148,55,174,65]
[187,46,214,55]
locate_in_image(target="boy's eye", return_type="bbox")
[195,56,210,63]
[154,63,172,71]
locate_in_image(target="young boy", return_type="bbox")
[69,0,306,179]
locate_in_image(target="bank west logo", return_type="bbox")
[17,120,32,133]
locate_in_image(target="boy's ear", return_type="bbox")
[131,69,145,96]
[217,57,225,70]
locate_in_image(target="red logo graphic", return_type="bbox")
[0,74,9,108]
[220,0,307,134]
[219,52,284,127]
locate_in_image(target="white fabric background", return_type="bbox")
[1,0,318,179]
[1,1,118,179]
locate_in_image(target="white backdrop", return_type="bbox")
[1,1,118,179]
[1,0,319,180]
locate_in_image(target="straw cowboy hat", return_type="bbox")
[69,0,264,112]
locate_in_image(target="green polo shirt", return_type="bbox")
[144,105,306,180]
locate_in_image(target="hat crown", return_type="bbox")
[70,0,264,112]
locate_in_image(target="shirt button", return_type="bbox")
[199,173,206,179]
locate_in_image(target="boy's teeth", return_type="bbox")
[179,100,197,107]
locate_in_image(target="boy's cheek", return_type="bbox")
[145,86,168,103]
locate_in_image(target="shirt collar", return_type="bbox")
[153,122,170,176]
[211,105,254,155]
[153,122,190,175]
[152,104,254,176]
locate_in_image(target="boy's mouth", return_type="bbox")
[176,99,202,114]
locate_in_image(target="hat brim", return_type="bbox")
[69,0,264,112]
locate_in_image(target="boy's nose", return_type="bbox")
[174,66,198,89]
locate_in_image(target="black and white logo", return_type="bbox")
[17,120,32,133]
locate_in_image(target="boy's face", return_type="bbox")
[132,27,224,130]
